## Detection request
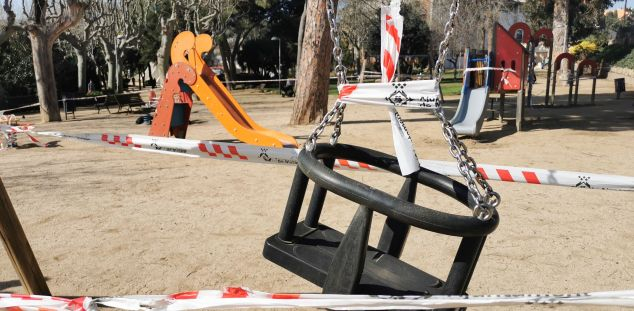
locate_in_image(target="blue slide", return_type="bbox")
[450,49,490,137]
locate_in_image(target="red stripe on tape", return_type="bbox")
[522,171,541,184]
[228,145,248,160]
[477,167,489,180]
[358,162,374,170]
[198,143,217,157]
[10,294,42,301]
[338,85,358,99]
[222,287,249,298]
[496,169,514,182]
[101,134,108,142]
[271,293,301,299]
[213,144,232,158]
[338,159,356,169]
[170,291,199,300]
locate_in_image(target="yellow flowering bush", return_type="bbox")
[569,40,599,58]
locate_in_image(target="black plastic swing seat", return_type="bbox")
[263,144,499,297]
[264,221,448,296]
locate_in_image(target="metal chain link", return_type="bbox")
[307,0,500,221]
[305,0,347,151]
[432,0,500,221]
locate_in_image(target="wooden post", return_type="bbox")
[591,77,596,105]
[499,91,505,123]
[526,42,536,107]
[544,47,553,105]
[516,88,525,131]
[574,74,580,106]
[551,70,557,106]
[0,177,51,295]
[516,54,527,132]
[567,71,574,106]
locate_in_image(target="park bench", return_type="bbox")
[62,95,109,120]
[115,92,147,113]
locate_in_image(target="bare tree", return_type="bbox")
[339,0,379,82]
[152,0,238,86]
[0,0,18,45]
[291,0,336,125]
[14,0,88,122]
[155,0,179,87]
[428,0,508,77]
[60,1,106,93]
[97,0,144,93]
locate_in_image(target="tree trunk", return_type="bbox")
[101,40,116,90]
[30,31,61,122]
[217,36,234,89]
[359,46,366,83]
[295,0,307,79]
[552,0,569,55]
[156,17,176,87]
[75,46,87,94]
[115,46,123,93]
[291,0,336,125]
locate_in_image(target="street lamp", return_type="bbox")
[115,35,124,93]
[271,36,281,94]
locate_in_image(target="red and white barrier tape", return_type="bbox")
[35,131,634,191]
[2,287,634,310]
[1,124,45,148]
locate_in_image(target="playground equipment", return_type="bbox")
[1,0,633,308]
[0,117,41,149]
[550,54,598,106]
[550,52,576,106]
[450,49,490,136]
[263,0,501,297]
[574,59,599,106]
[492,22,529,130]
[263,144,498,295]
[148,31,298,148]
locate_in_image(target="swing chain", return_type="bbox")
[305,0,347,150]
[326,0,348,86]
[326,0,348,146]
[305,100,345,151]
[432,0,499,221]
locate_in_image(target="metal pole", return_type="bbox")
[278,39,282,94]
[544,46,553,106]
[591,77,596,105]
[115,43,119,94]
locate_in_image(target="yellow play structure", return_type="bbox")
[149,31,298,148]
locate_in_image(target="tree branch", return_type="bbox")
[48,0,88,42]
[0,0,22,45]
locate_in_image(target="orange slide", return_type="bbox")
[149,31,297,148]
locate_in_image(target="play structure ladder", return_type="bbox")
[149,32,298,148]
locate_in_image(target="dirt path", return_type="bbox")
[0,73,632,310]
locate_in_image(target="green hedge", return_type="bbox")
[615,49,634,70]
[597,44,631,65]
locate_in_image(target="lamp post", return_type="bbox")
[271,36,281,94]
[115,35,124,93]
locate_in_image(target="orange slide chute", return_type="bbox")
[149,31,298,148]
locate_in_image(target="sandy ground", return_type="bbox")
[0,73,633,310]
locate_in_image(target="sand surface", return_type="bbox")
[0,74,633,310]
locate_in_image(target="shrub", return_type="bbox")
[569,40,599,58]
[615,49,634,70]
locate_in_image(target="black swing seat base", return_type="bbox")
[263,144,498,300]
[264,221,445,296]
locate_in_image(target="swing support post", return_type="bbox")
[0,177,50,295]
